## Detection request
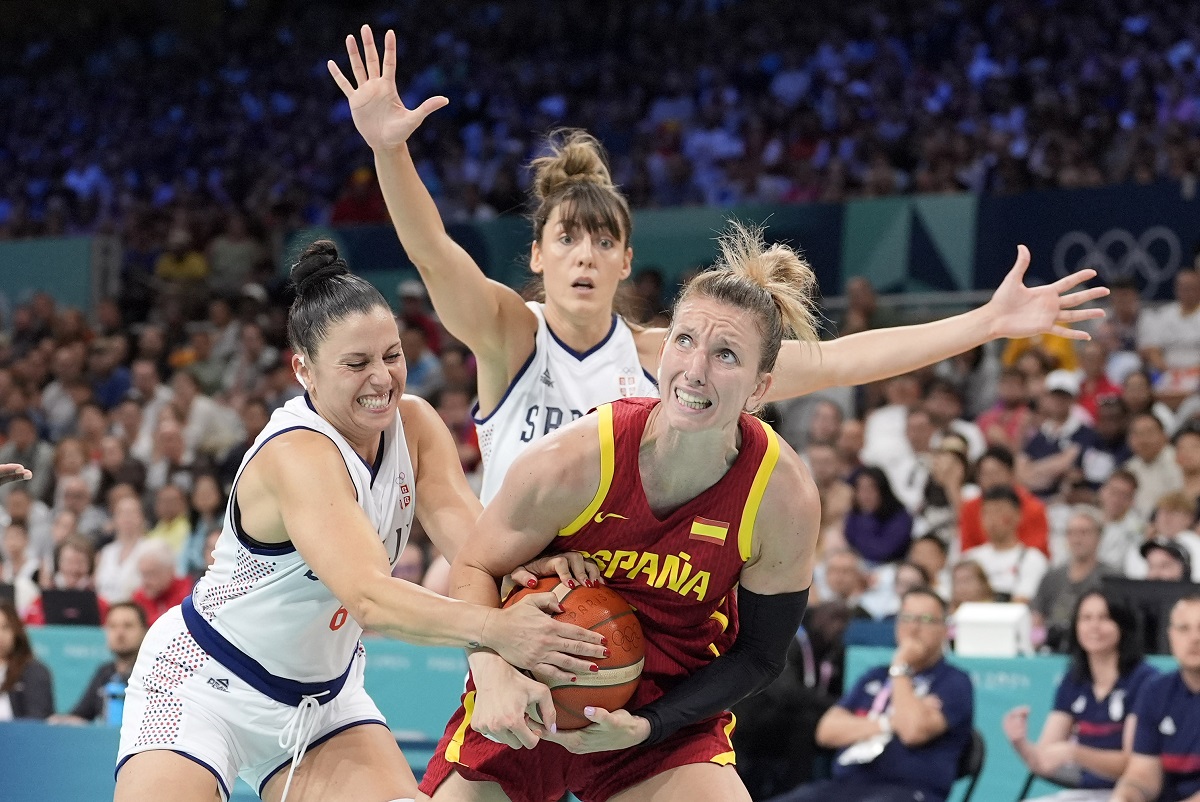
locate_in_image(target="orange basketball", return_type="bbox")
[503,577,645,729]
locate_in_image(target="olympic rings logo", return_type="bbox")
[1052,226,1182,295]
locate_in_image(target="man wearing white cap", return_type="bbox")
[1018,369,1098,500]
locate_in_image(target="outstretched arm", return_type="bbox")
[328,26,533,371]
[764,246,1108,401]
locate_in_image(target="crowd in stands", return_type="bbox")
[4,0,1200,244]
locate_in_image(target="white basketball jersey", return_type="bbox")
[187,394,415,684]
[474,302,658,503]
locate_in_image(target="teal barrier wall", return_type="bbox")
[0,236,93,313]
[22,625,465,801]
[845,646,1180,802]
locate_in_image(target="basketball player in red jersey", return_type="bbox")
[419,224,822,802]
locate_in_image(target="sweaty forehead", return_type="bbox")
[674,298,757,339]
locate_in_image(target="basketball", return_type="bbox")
[503,577,645,729]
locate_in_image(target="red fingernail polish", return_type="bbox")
[600,637,608,646]
[603,649,610,658]
[526,579,537,588]
[590,664,598,672]
[567,580,576,589]
[570,676,577,682]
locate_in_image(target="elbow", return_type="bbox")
[892,721,936,748]
[344,576,390,632]
[813,711,843,749]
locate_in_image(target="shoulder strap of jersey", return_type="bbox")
[737,417,781,561]
[559,403,616,537]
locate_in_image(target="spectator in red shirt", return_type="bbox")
[23,536,110,625]
[130,539,193,626]
[959,445,1050,557]
[1078,341,1121,420]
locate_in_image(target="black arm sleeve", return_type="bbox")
[635,585,809,746]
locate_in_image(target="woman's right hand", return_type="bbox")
[328,25,448,152]
[0,464,31,486]
[482,592,607,682]
[1002,705,1029,745]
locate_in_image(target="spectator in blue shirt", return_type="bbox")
[1004,588,1158,800]
[766,587,973,802]
[1113,594,1200,802]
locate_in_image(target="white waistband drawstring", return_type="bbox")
[277,690,330,802]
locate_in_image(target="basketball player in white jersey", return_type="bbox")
[113,241,606,802]
[331,26,1108,505]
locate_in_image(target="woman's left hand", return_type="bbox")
[983,245,1108,341]
[540,707,650,754]
[510,552,603,591]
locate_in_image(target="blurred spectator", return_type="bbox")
[23,536,108,626]
[179,475,223,578]
[975,366,1034,452]
[914,435,973,546]
[130,539,192,626]
[768,589,972,802]
[174,328,225,397]
[431,386,481,475]
[1138,269,1200,403]
[143,415,195,497]
[1003,335,1079,373]
[836,417,866,476]
[206,214,266,297]
[167,370,243,463]
[1078,397,1131,490]
[399,324,444,400]
[1120,370,1175,435]
[1125,491,1200,581]
[87,337,132,412]
[154,226,209,295]
[55,475,109,547]
[220,322,277,397]
[331,167,389,224]
[805,443,852,556]
[146,484,191,558]
[962,485,1048,605]
[44,437,99,510]
[395,280,443,355]
[881,407,935,514]
[1140,538,1192,582]
[934,345,1001,421]
[1019,370,1097,500]
[96,435,147,503]
[94,495,150,604]
[0,601,53,721]
[217,397,270,492]
[1123,412,1184,519]
[1030,506,1119,653]
[845,466,914,565]
[1,522,40,616]
[48,602,147,725]
[1096,470,1146,571]
[0,413,54,504]
[1,485,53,562]
[1077,341,1122,421]
[908,534,951,601]
[950,559,996,613]
[40,343,87,441]
[1174,421,1200,509]
[861,373,923,469]
[838,277,902,336]
[960,445,1050,556]
[1105,278,1144,357]
[1005,589,1156,793]
[924,378,985,462]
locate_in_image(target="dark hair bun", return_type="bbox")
[291,240,348,295]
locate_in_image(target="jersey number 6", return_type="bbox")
[329,606,349,631]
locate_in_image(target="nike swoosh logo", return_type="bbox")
[594,512,628,523]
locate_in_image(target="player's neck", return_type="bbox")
[542,303,613,354]
[639,412,740,512]
[1180,667,1200,693]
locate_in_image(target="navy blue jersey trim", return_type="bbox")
[368,431,385,487]
[547,314,619,360]
[257,719,388,796]
[116,750,231,800]
[471,345,539,426]
[181,597,357,707]
[643,368,659,387]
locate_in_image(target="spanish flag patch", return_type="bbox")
[689,516,729,545]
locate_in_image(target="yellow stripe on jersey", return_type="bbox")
[445,690,476,764]
[559,404,616,537]
[711,714,738,765]
[738,419,780,562]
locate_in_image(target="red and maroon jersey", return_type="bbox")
[547,397,781,707]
